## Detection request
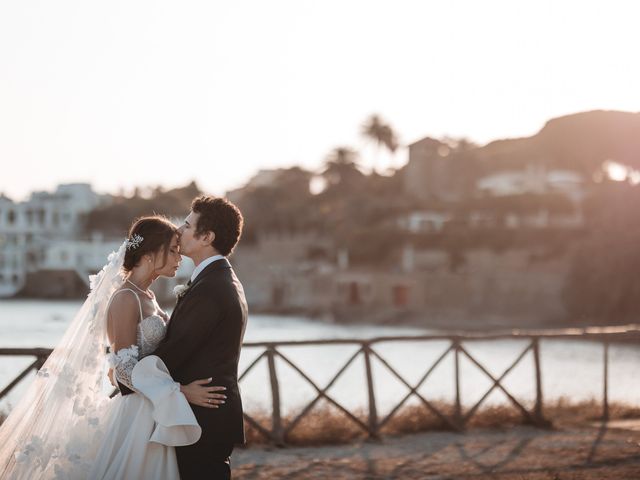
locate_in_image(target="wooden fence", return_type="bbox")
[1,325,639,445]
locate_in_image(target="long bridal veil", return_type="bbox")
[0,242,127,479]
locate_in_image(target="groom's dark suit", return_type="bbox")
[153,257,248,480]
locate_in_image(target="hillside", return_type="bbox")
[478,110,640,174]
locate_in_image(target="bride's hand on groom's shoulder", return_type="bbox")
[180,378,227,409]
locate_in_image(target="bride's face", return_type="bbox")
[152,234,181,278]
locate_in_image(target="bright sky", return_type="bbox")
[1,0,639,201]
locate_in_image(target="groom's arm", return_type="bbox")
[153,285,222,375]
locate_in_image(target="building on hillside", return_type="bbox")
[0,184,111,297]
[476,164,586,203]
[405,135,588,206]
[398,210,452,233]
[404,137,477,203]
[231,231,335,312]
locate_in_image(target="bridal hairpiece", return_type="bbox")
[126,233,144,250]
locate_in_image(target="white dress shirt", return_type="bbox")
[190,254,225,283]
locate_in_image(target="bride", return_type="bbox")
[0,215,226,479]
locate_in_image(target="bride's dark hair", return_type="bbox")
[122,215,178,273]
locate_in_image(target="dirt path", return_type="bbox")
[233,422,640,479]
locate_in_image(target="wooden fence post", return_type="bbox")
[363,343,379,439]
[266,345,285,445]
[603,341,609,422]
[454,338,463,429]
[532,337,548,426]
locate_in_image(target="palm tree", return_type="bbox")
[322,147,364,190]
[361,114,398,172]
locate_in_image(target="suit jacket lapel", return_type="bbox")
[168,258,232,323]
[189,257,232,291]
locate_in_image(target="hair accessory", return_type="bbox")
[126,233,144,250]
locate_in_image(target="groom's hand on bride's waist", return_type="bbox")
[180,377,227,409]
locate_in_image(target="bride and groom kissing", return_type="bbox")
[0,195,248,480]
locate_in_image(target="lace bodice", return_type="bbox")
[107,289,168,391]
[138,313,168,356]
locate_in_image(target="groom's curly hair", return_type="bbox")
[191,195,243,256]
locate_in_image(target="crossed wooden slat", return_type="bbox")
[0,358,41,400]
[238,349,275,441]
[277,347,369,435]
[369,340,535,430]
[371,344,460,431]
[459,342,534,425]
[238,345,370,441]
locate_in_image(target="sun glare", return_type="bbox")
[604,161,629,182]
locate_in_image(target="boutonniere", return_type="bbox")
[173,283,191,299]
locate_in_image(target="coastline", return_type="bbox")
[2,296,636,335]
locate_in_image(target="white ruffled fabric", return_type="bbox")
[131,355,202,446]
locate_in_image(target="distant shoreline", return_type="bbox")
[0,296,633,335]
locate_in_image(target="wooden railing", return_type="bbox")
[2,325,639,445]
[0,348,50,401]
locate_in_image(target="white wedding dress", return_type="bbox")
[0,242,199,480]
[88,289,200,480]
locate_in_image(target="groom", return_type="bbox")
[154,195,248,480]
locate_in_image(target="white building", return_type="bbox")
[41,237,122,284]
[477,165,586,203]
[0,184,111,297]
[398,211,452,233]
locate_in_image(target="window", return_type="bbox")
[393,285,410,307]
[26,251,37,267]
[348,282,361,305]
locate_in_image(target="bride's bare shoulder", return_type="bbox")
[108,289,139,318]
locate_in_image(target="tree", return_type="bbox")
[84,181,202,236]
[361,114,398,171]
[232,167,317,238]
[321,147,365,190]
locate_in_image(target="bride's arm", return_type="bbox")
[107,291,140,391]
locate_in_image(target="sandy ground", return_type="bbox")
[232,421,640,479]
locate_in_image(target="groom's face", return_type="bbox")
[177,211,199,256]
[178,211,213,257]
